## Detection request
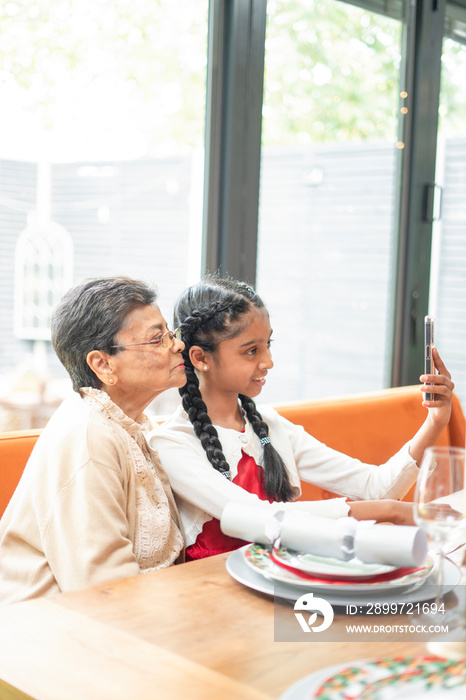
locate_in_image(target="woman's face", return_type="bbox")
[106,304,186,416]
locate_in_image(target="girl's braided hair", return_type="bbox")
[175,276,295,502]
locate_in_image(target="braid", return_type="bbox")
[239,394,295,502]
[178,305,233,479]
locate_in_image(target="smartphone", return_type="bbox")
[424,315,435,401]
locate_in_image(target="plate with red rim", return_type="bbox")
[279,655,466,700]
[271,545,399,580]
[243,544,435,593]
[226,545,460,605]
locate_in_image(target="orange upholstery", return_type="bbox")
[273,386,465,503]
[0,429,41,517]
[1,387,465,516]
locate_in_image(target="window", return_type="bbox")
[1,0,465,428]
[257,0,404,402]
[0,0,208,425]
[429,3,466,405]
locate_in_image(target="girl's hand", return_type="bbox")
[348,499,415,525]
[419,347,454,428]
[348,499,460,526]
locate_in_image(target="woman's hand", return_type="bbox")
[420,347,454,428]
[348,499,415,525]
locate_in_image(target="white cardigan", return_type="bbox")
[149,405,419,547]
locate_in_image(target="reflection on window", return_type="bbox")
[14,220,73,340]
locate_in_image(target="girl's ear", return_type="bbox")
[87,350,117,386]
[189,345,209,371]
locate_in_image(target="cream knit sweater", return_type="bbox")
[0,389,183,606]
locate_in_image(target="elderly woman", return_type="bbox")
[0,277,186,605]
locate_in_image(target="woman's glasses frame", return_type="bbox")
[111,328,182,351]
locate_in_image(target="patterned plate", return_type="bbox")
[313,655,466,700]
[272,546,397,580]
[244,544,434,593]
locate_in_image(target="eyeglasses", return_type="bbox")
[111,328,182,351]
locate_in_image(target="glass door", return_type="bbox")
[257,0,405,402]
[429,2,466,408]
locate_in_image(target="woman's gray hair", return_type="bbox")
[51,276,157,392]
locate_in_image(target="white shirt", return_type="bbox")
[149,405,419,546]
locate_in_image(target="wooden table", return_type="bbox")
[1,550,452,700]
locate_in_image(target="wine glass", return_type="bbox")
[428,548,466,659]
[413,446,466,623]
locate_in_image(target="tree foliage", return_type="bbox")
[439,37,466,137]
[0,0,465,159]
[0,0,208,159]
[263,0,402,145]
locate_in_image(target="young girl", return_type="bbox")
[149,276,454,560]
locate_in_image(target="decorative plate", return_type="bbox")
[271,546,397,580]
[243,544,434,593]
[226,545,460,606]
[313,655,466,700]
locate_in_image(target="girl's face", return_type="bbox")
[202,308,274,399]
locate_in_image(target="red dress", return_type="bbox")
[185,450,272,561]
